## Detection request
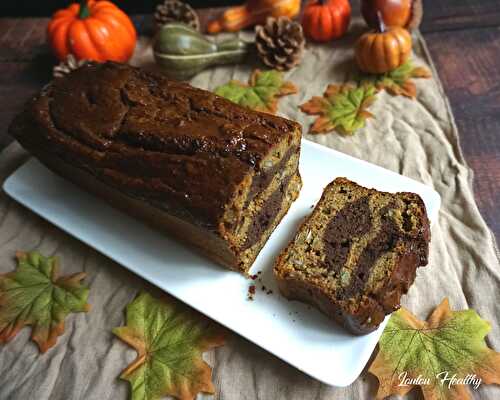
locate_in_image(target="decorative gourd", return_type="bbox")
[47,0,136,62]
[355,16,412,74]
[302,0,351,42]
[361,0,423,30]
[153,23,252,80]
[207,0,300,34]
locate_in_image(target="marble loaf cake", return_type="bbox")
[274,178,430,334]
[9,62,302,273]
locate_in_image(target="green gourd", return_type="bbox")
[153,23,253,80]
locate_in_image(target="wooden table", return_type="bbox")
[0,1,499,243]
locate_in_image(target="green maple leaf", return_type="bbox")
[113,292,226,400]
[215,69,297,114]
[0,251,90,353]
[369,298,500,400]
[357,60,432,98]
[300,83,377,135]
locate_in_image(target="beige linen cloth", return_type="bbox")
[0,20,499,399]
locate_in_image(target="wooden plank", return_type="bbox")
[468,154,500,237]
[420,0,500,33]
[2,0,500,32]
[0,0,229,16]
[0,18,50,61]
[0,8,227,62]
[347,0,500,33]
[425,27,500,240]
[5,0,500,60]
[425,27,500,157]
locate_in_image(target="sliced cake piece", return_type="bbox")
[274,177,430,334]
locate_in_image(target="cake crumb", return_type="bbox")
[249,271,263,281]
[247,285,256,300]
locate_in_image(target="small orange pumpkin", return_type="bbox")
[355,17,412,74]
[302,0,351,43]
[47,0,137,62]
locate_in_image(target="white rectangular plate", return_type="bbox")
[3,139,440,386]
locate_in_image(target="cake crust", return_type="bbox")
[9,62,300,229]
[9,62,302,272]
[274,177,430,334]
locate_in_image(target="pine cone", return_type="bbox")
[154,0,200,31]
[255,17,305,71]
[53,54,89,79]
